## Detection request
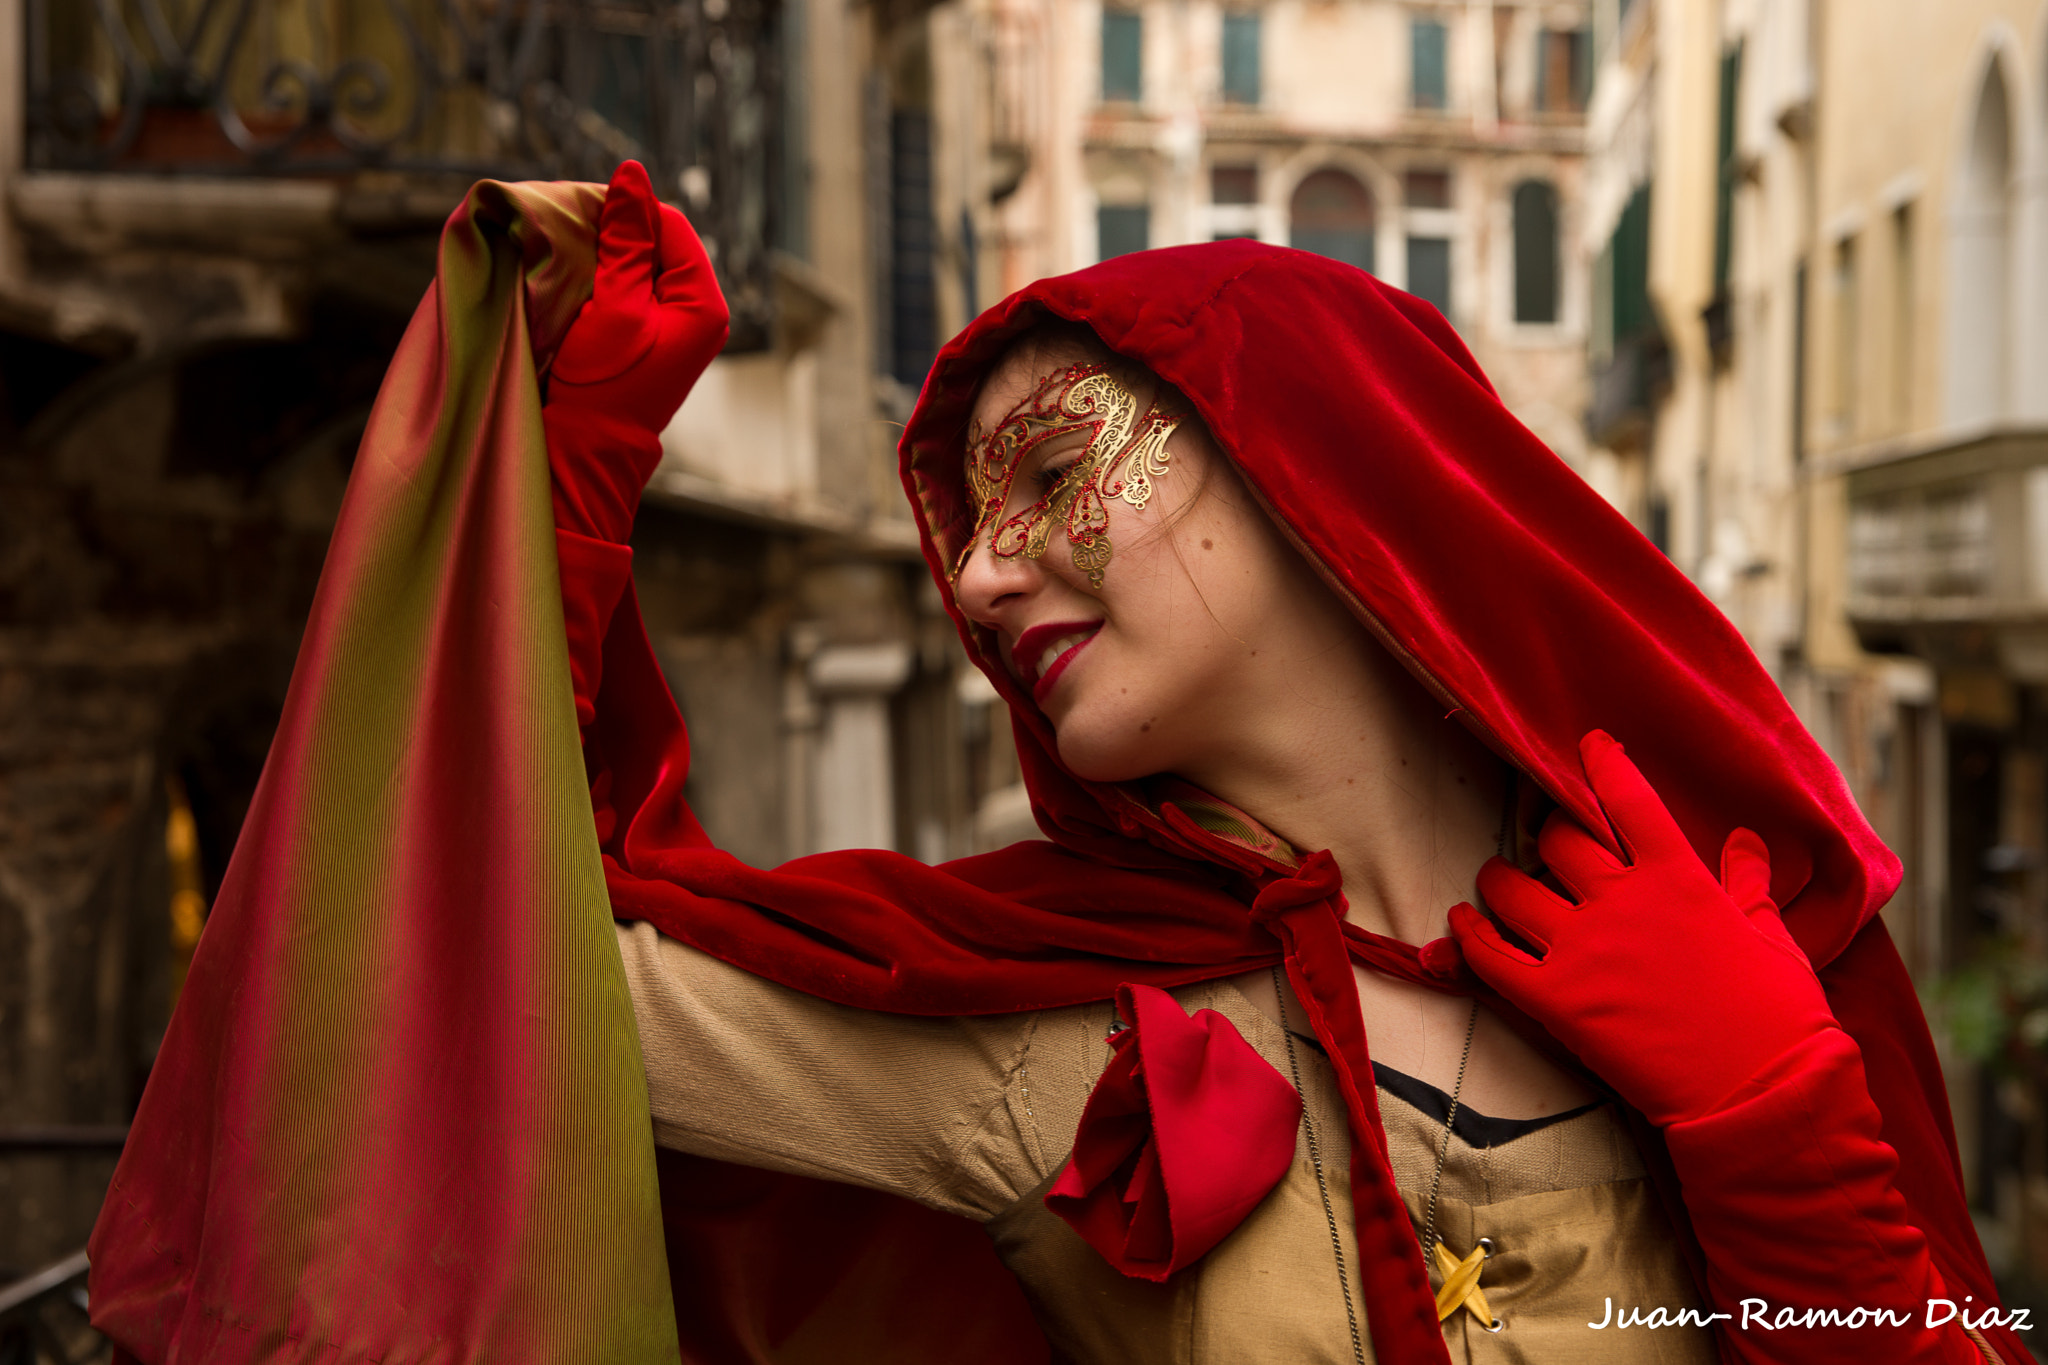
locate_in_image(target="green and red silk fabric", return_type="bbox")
[89,175,2023,1365]
[87,181,683,1361]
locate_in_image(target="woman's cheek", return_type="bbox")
[1051,689,1177,785]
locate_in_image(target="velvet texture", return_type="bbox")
[570,241,2024,1361]
[1457,733,1984,1360]
[89,180,2024,1365]
[1456,732,1839,1130]
[888,242,2024,1362]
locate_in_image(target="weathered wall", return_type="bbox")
[0,295,412,1274]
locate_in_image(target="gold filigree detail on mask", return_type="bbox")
[955,363,1186,590]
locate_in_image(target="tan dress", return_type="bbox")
[618,920,1718,1364]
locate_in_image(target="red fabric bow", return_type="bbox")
[1046,983,1300,1280]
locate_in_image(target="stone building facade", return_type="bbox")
[0,0,1024,1316]
[1587,0,2048,1288]
[949,0,1599,480]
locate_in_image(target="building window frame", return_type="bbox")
[1288,166,1378,274]
[1406,234,1452,318]
[1410,13,1448,111]
[1102,7,1143,104]
[1533,26,1591,114]
[1712,42,1743,297]
[1889,201,1915,434]
[1208,162,1264,240]
[1098,203,1151,260]
[1512,178,1561,325]
[1221,11,1262,106]
[1830,231,1860,439]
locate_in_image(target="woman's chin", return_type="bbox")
[1052,718,1171,786]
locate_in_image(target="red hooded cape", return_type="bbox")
[592,239,2023,1362]
[89,179,2021,1364]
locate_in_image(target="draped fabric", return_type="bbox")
[898,241,1893,960]
[88,193,2025,1365]
[87,181,681,1364]
[600,240,2025,1364]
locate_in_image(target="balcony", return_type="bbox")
[24,0,784,349]
[1586,327,1667,450]
[1845,426,2048,672]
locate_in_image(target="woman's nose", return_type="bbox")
[953,526,1043,626]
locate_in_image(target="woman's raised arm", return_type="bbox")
[539,164,1058,1220]
[545,160,728,726]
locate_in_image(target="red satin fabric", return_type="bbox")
[574,239,2025,1364]
[1044,983,1301,1280]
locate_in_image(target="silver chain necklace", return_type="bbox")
[1269,767,1515,1362]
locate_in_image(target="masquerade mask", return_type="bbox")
[955,363,1187,590]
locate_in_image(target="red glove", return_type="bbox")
[546,157,729,544]
[546,160,727,723]
[1449,730,1831,1128]
[1450,732,1992,1364]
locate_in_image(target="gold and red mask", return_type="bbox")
[955,362,1188,590]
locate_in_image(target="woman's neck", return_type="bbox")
[1175,630,1506,946]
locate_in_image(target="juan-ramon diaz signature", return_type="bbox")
[1587,1297,2032,1332]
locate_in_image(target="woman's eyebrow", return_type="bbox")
[971,382,1043,439]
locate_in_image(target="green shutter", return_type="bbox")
[1713,43,1743,293]
[1407,235,1451,316]
[1222,13,1261,105]
[1412,18,1447,109]
[1098,205,1150,259]
[1103,11,1143,101]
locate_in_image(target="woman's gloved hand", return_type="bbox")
[546,160,727,726]
[1447,730,1836,1127]
[1451,734,1995,1363]
[546,158,729,545]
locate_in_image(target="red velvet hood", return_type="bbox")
[90,194,2011,1365]
[900,239,1898,969]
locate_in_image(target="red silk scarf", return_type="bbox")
[87,181,686,1363]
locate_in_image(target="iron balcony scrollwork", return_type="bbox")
[27,0,781,349]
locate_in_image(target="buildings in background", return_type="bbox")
[1592,0,2048,1284]
[20,0,2048,1321]
[0,0,1601,1289]
[951,0,1599,477]
[0,0,1026,1299]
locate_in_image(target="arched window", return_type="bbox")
[1289,169,1376,273]
[1512,180,1560,324]
[1948,59,2013,424]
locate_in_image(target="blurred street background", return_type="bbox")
[5,0,2048,1353]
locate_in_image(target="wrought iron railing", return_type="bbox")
[0,1251,105,1365]
[26,0,782,347]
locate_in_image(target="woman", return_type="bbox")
[88,167,2021,1364]
[549,169,2020,1362]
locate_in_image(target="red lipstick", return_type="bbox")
[1013,620,1103,704]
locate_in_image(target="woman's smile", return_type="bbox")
[1014,619,1104,701]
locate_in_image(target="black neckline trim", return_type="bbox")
[1285,1028,1605,1149]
